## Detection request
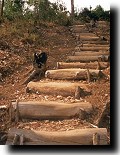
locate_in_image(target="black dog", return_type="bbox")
[33,52,47,68]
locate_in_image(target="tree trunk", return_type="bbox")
[26,81,91,97]
[57,62,109,70]
[45,68,103,80]
[66,55,109,62]
[71,0,74,19]
[0,0,4,17]
[9,101,93,121]
[6,128,108,145]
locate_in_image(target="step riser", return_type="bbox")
[26,82,91,97]
[80,47,109,51]
[45,69,103,81]
[74,51,109,56]
[57,62,108,70]
[81,41,109,45]
[67,55,109,62]
[6,128,108,145]
[10,101,93,120]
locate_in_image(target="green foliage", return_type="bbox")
[4,0,25,20]
[93,5,104,19]
[75,5,110,22]
[76,7,91,22]
[92,5,110,21]
[3,0,72,26]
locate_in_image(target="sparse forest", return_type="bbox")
[0,0,110,146]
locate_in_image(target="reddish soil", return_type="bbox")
[0,21,110,145]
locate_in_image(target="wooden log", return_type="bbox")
[96,32,109,36]
[23,69,41,85]
[71,24,86,27]
[72,24,86,27]
[71,29,89,33]
[57,62,109,70]
[82,44,109,48]
[23,64,47,85]
[73,33,96,37]
[9,101,93,120]
[26,81,91,97]
[80,47,109,51]
[66,55,109,62]
[6,128,108,145]
[70,26,87,32]
[45,69,103,80]
[80,32,96,35]
[75,34,99,39]
[82,40,109,45]
[74,51,109,56]
[80,36,100,41]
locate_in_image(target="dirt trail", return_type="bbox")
[0,22,110,145]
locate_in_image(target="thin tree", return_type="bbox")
[71,0,74,18]
[0,0,4,17]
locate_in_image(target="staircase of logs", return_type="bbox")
[6,22,110,145]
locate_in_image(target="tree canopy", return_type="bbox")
[75,5,110,22]
[0,1,110,25]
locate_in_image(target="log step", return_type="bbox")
[82,44,109,47]
[81,40,109,45]
[45,69,104,80]
[80,33,97,37]
[26,81,91,97]
[57,62,109,70]
[6,128,108,145]
[71,30,89,33]
[70,29,88,33]
[70,25,87,29]
[73,33,96,37]
[79,36,100,41]
[80,47,109,51]
[74,51,109,56]
[66,55,109,62]
[9,101,93,121]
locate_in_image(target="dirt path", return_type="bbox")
[0,22,110,145]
